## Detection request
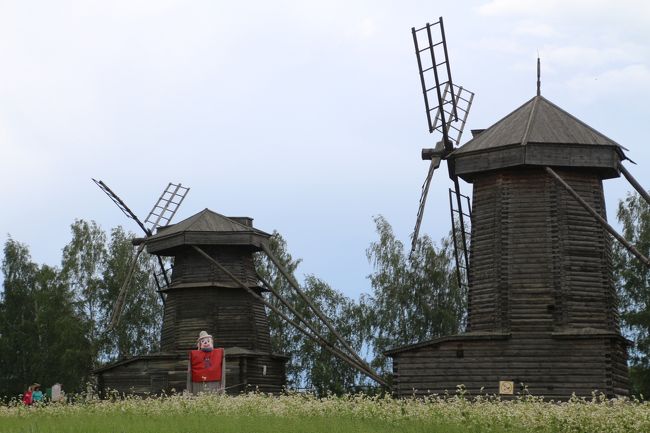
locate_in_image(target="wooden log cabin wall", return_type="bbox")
[94,209,287,395]
[386,95,631,399]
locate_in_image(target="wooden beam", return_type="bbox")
[618,162,650,205]
[545,167,650,267]
[191,245,388,387]
[261,243,377,376]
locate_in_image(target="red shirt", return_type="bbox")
[189,348,224,382]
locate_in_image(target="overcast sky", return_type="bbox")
[1,0,648,299]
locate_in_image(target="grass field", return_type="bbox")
[1,391,649,433]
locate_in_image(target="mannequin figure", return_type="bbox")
[187,331,225,394]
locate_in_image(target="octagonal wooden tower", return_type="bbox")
[95,209,287,395]
[386,95,630,399]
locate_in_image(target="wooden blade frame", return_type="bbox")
[93,179,190,325]
[412,17,457,147]
[410,18,475,260]
[144,183,190,234]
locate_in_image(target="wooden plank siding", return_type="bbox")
[466,167,620,336]
[96,352,287,396]
[95,210,287,396]
[161,286,272,353]
[391,335,629,399]
[388,166,629,399]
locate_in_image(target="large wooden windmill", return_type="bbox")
[386,17,649,399]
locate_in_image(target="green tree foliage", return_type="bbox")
[61,220,107,348]
[0,220,163,397]
[363,215,464,374]
[286,276,364,395]
[614,192,650,396]
[98,227,162,362]
[255,233,302,384]
[256,233,364,394]
[0,239,92,397]
[258,221,462,394]
[60,221,162,364]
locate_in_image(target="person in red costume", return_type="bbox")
[187,331,225,394]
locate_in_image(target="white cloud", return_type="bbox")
[473,36,526,55]
[541,44,640,69]
[565,64,650,102]
[512,21,559,38]
[478,0,558,16]
[358,17,377,39]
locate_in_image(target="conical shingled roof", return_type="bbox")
[450,95,625,180]
[453,95,620,155]
[145,208,271,254]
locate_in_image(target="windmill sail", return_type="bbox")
[409,17,475,263]
[93,179,190,329]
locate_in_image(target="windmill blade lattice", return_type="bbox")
[144,183,190,234]
[412,17,457,145]
[93,179,190,329]
[433,84,475,148]
[409,17,475,281]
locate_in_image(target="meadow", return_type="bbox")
[1,390,649,433]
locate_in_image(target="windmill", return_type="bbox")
[410,17,475,291]
[92,179,190,328]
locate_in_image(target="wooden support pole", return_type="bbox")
[546,167,650,267]
[257,273,373,378]
[109,242,147,329]
[257,273,336,349]
[261,243,375,374]
[618,162,650,205]
[191,245,388,387]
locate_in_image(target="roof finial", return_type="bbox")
[537,54,541,96]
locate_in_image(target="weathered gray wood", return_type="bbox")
[192,245,388,387]
[618,162,650,204]
[96,211,287,396]
[388,163,630,399]
[261,243,376,377]
[546,167,649,267]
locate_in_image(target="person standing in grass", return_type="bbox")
[22,385,34,406]
[31,384,43,404]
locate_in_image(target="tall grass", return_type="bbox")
[1,391,649,433]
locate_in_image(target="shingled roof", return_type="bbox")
[454,95,621,155]
[145,208,271,254]
[450,95,625,180]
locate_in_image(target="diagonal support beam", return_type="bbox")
[261,243,375,375]
[257,274,372,380]
[546,167,650,268]
[109,242,147,329]
[618,162,650,205]
[191,245,388,386]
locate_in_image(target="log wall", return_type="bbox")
[161,287,272,353]
[391,334,629,399]
[389,166,629,399]
[467,167,619,335]
[96,352,287,396]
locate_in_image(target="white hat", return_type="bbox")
[197,331,212,342]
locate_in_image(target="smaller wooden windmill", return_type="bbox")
[409,17,475,292]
